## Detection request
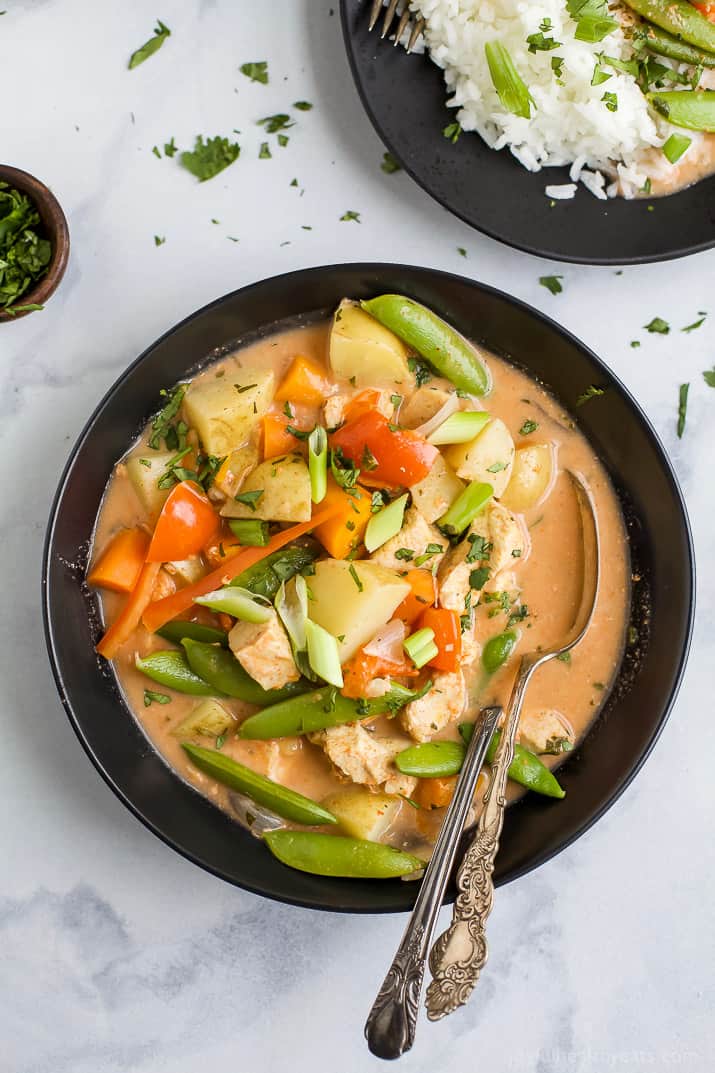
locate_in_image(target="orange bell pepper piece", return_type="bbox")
[417,607,461,673]
[275,354,331,406]
[312,478,372,559]
[342,647,419,699]
[262,413,310,459]
[96,561,162,659]
[203,523,244,567]
[87,528,149,594]
[693,2,715,22]
[416,776,457,810]
[394,569,437,624]
[344,389,385,422]
[147,482,220,563]
[141,505,340,633]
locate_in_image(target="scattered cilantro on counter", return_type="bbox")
[644,316,669,334]
[128,20,171,70]
[539,275,563,295]
[677,383,689,438]
[240,61,268,84]
[179,136,240,181]
[381,151,401,174]
[340,210,361,222]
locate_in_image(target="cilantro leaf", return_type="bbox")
[179,136,240,182]
[340,210,361,222]
[240,61,268,84]
[234,489,264,511]
[257,114,293,133]
[381,151,402,174]
[576,385,605,407]
[703,367,715,388]
[677,383,689,438]
[539,275,563,295]
[644,316,670,334]
[519,419,539,435]
[128,20,171,70]
[293,100,313,110]
[566,0,618,43]
[682,314,707,333]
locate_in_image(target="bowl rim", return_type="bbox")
[42,262,696,911]
[0,163,70,321]
[338,0,715,267]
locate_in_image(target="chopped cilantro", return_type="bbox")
[644,316,670,334]
[539,275,563,295]
[443,121,462,143]
[348,564,363,592]
[395,548,415,561]
[128,20,171,70]
[340,210,361,222]
[240,60,268,84]
[293,100,313,110]
[164,137,178,157]
[180,136,240,182]
[601,91,618,111]
[407,357,433,386]
[234,489,264,511]
[703,367,715,388]
[415,543,444,567]
[144,689,171,707]
[278,134,289,147]
[466,534,492,563]
[519,419,538,435]
[469,566,490,590]
[486,461,507,473]
[551,56,565,80]
[154,235,165,247]
[259,141,272,159]
[381,151,402,174]
[575,384,605,407]
[258,113,293,133]
[556,651,572,664]
[682,314,707,333]
[630,340,641,348]
[527,31,561,53]
[457,247,467,257]
[677,383,689,439]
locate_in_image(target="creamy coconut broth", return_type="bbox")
[89,301,629,874]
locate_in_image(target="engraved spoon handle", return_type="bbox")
[364,705,502,1060]
[425,658,536,1020]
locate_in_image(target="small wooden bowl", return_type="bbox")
[0,164,70,322]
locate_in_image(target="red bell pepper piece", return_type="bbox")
[417,607,461,673]
[330,411,438,486]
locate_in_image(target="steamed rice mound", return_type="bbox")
[410,0,676,197]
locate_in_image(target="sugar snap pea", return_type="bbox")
[157,620,229,647]
[395,740,466,777]
[482,630,518,675]
[647,89,715,132]
[637,24,715,67]
[230,543,319,599]
[135,650,216,695]
[361,294,491,396]
[239,681,431,740]
[182,744,337,825]
[182,639,311,705]
[460,723,565,799]
[263,830,424,878]
[622,0,715,54]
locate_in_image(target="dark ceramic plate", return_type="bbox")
[341,1,715,265]
[43,264,694,912]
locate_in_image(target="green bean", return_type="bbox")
[482,630,518,675]
[239,681,431,740]
[622,0,715,54]
[395,741,466,778]
[647,89,715,132]
[157,621,229,647]
[182,639,311,705]
[229,543,319,599]
[636,23,715,67]
[460,723,565,799]
[263,830,424,878]
[361,294,491,396]
[135,650,216,695]
[182,744,337,826]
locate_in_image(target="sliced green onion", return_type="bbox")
[427,410,491,446]
[227,519,270,546]
[364,493,408,553]
[195,586,272,623]
[275,576,315,680]
[438,481,493,537]
[662,132,692,163]
[305,618,344,687]
[485,40,534,119]
[308,426,328,504]
[647,90,715,132]
[404,627,438,669]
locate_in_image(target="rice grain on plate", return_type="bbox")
[410,0,689,197]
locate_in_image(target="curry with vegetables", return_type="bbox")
[89,295,629,880]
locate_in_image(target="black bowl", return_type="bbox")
[43,264,694,912]
[341,0,715,265]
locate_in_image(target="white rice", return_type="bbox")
[408,0,680,198]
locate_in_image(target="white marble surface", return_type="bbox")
[1,2,714,1070]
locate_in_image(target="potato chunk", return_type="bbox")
[221,454,311,522]
[329,299,412,387]
[321,788,400,841]
[307,559,410,662]
[183,364,275,456]
[410,454,464,524]
[400,382,454,429]
[125,449,175,521]
[500,444,556,513]
[444,417,515,498]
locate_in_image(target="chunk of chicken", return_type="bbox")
[437,501,525,614]
[370,506,446,572]
[228,610,300,691]
[317,723,417,797]
[518,708,575,755]
[150,568,176,602]
[323,389,394,429]
[400,670,467,742]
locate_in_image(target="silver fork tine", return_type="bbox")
[407,17,425,52]
[381,0,400,38]
[394,9,410,45]
[368,0,384,32]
